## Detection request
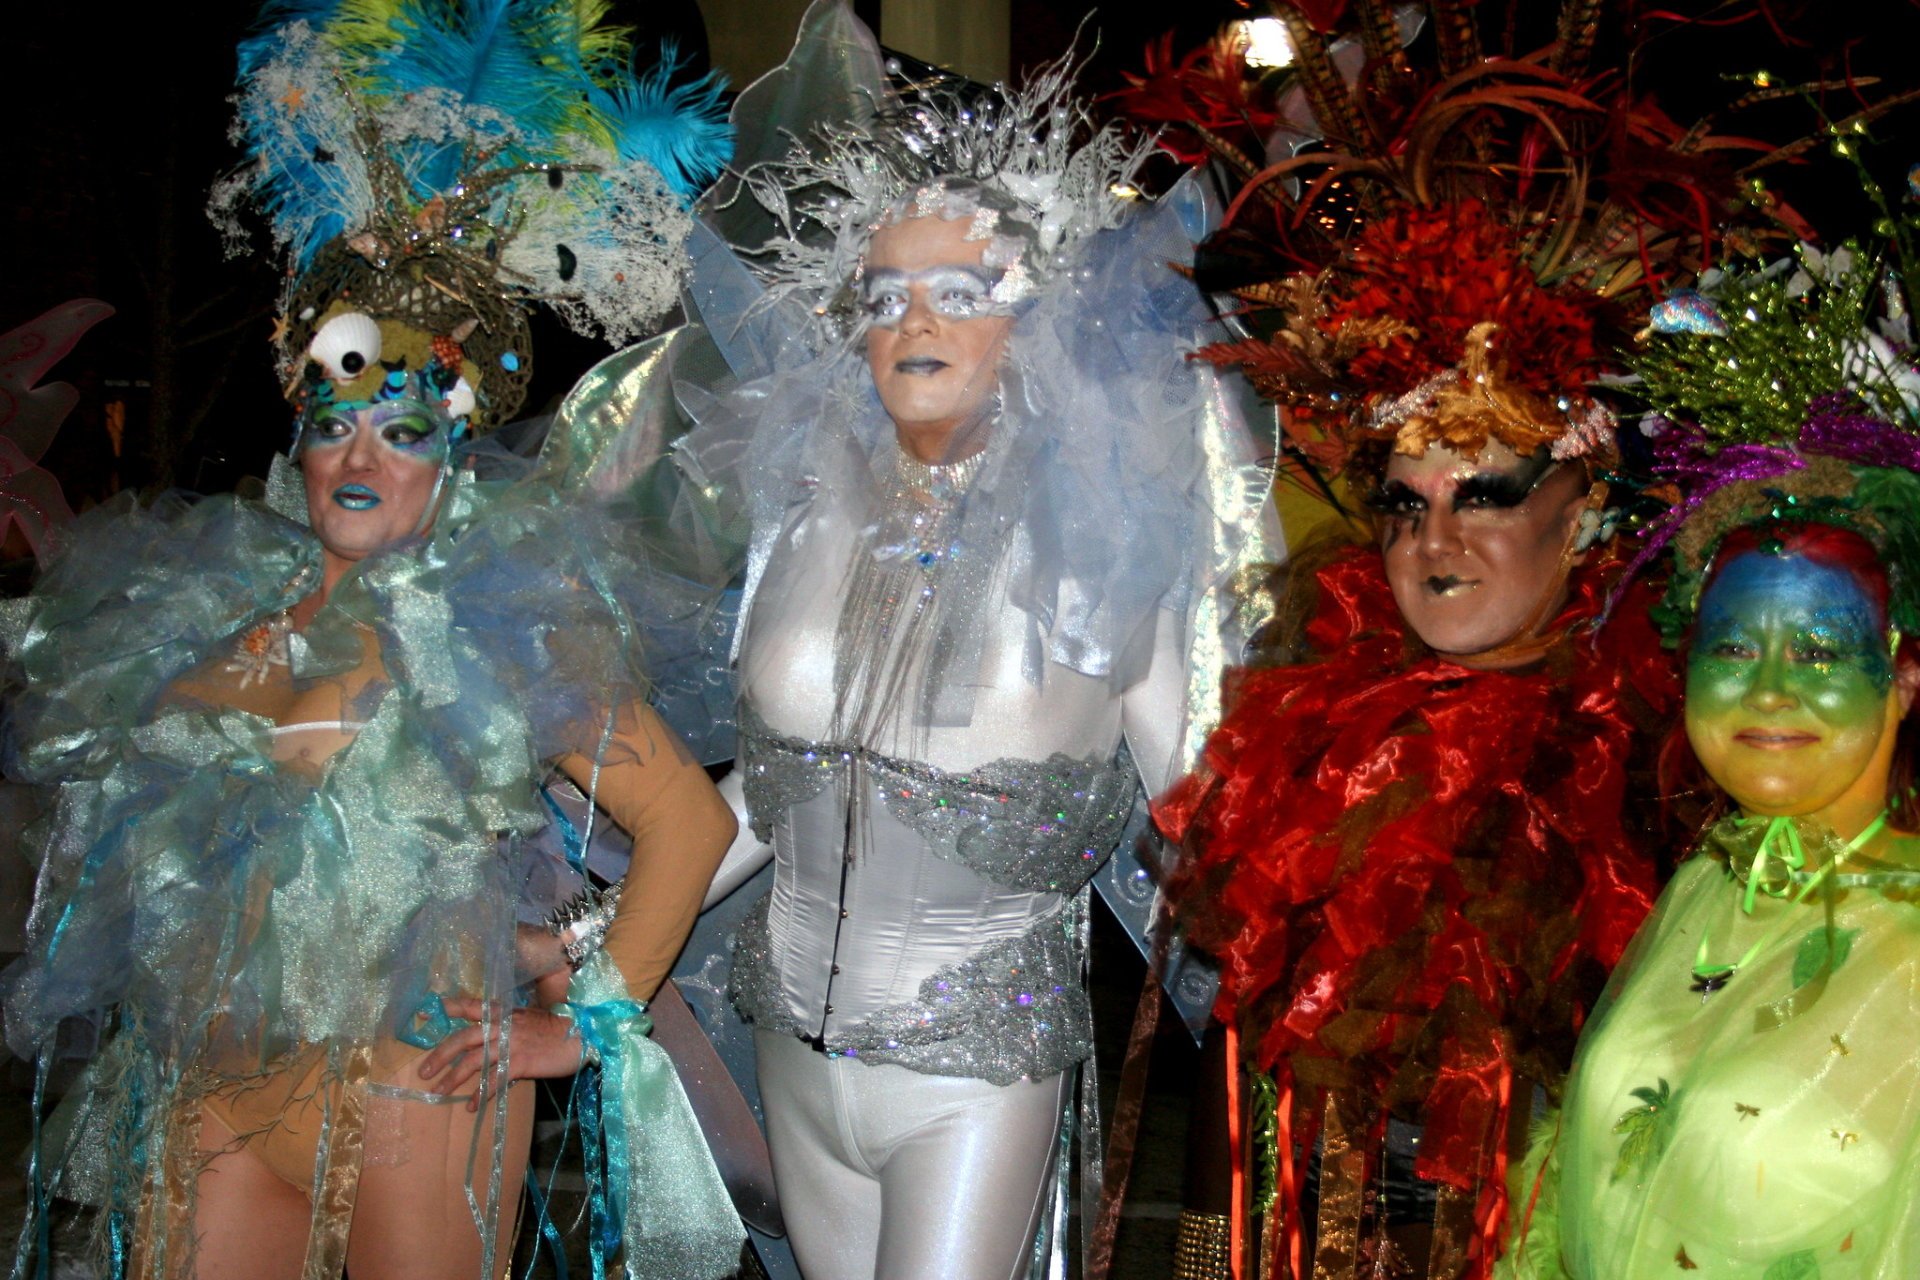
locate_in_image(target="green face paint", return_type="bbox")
[1685,550,1897,818]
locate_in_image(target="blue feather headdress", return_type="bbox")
[212,0,733,425]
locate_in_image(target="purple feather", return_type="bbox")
[1603,397,1920,620]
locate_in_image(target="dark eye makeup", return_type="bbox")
[309,409,354,440]
[1366,458,1548,519]
[1364,479,1424,517]
[303,404,444,453]
[1452,469,1542,510]
[380,417,434,448]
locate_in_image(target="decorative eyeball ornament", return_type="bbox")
[307,310,383,382]
[290,302,485,454]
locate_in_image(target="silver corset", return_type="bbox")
[736,707,1137,896]
[727,709,1138,1082]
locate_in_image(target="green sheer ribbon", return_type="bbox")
[1690,810,1887,997]
[554,951,743,1280]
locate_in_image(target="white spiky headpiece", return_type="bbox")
[740,54,1154,331]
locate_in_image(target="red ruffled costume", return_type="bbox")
[1155,545,1676,1278]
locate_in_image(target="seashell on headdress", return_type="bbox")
[210,0,735,437]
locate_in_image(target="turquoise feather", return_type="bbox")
[219,0,734,335]
[367,0,589,142]
[592,43,733,200]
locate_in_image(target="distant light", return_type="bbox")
[1109,183,1143,200]
[1232,18,1295,69]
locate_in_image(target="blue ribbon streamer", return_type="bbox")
[579,1067,619,1279]
[539,783,589,875]
[520,1176,572,1280]
[556,952,743,1279]
[18,1052,50,1280]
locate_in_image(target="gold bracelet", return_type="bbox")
[1173,1209,1233,1280]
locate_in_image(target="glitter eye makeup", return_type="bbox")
[302,400,451,464]
[1364,478,1424,518]
[375,408,445,458]
[1450,461,1550,511]
[863,266,1000,326]
[305,406,358,447]
[1366,452,1550,520]
[1691,554,1892,692]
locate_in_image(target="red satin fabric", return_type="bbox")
[1156,546,1675,1275]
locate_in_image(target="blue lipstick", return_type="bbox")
[333,484,381,510]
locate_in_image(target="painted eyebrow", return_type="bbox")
[862,265,996,294]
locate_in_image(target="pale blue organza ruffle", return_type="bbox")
[0,452,728,1272]
[671,176,1258,722]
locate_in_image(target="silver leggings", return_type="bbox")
[755,1030,1067,1280]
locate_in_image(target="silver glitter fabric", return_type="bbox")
[735,43,1152,341]
[730,894,1092,1086]
[738,708,1136,896]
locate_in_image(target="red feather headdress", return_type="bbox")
[1114,2,1797,476]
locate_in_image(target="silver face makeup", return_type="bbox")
[862,265,1004,326]
[862,216,1017,460]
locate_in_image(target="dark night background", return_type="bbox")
[2,3,1920,1271]
[6,0,1919,561]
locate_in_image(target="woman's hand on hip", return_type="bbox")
[415,997,587,1111]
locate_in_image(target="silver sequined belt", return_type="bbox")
[728,894,1094,1086]
[737,710,1137,896]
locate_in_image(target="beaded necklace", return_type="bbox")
[829,440,987,747]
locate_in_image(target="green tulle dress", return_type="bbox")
[1501,814,1920,1279]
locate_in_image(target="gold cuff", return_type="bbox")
[1173,1209,1233,1280]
